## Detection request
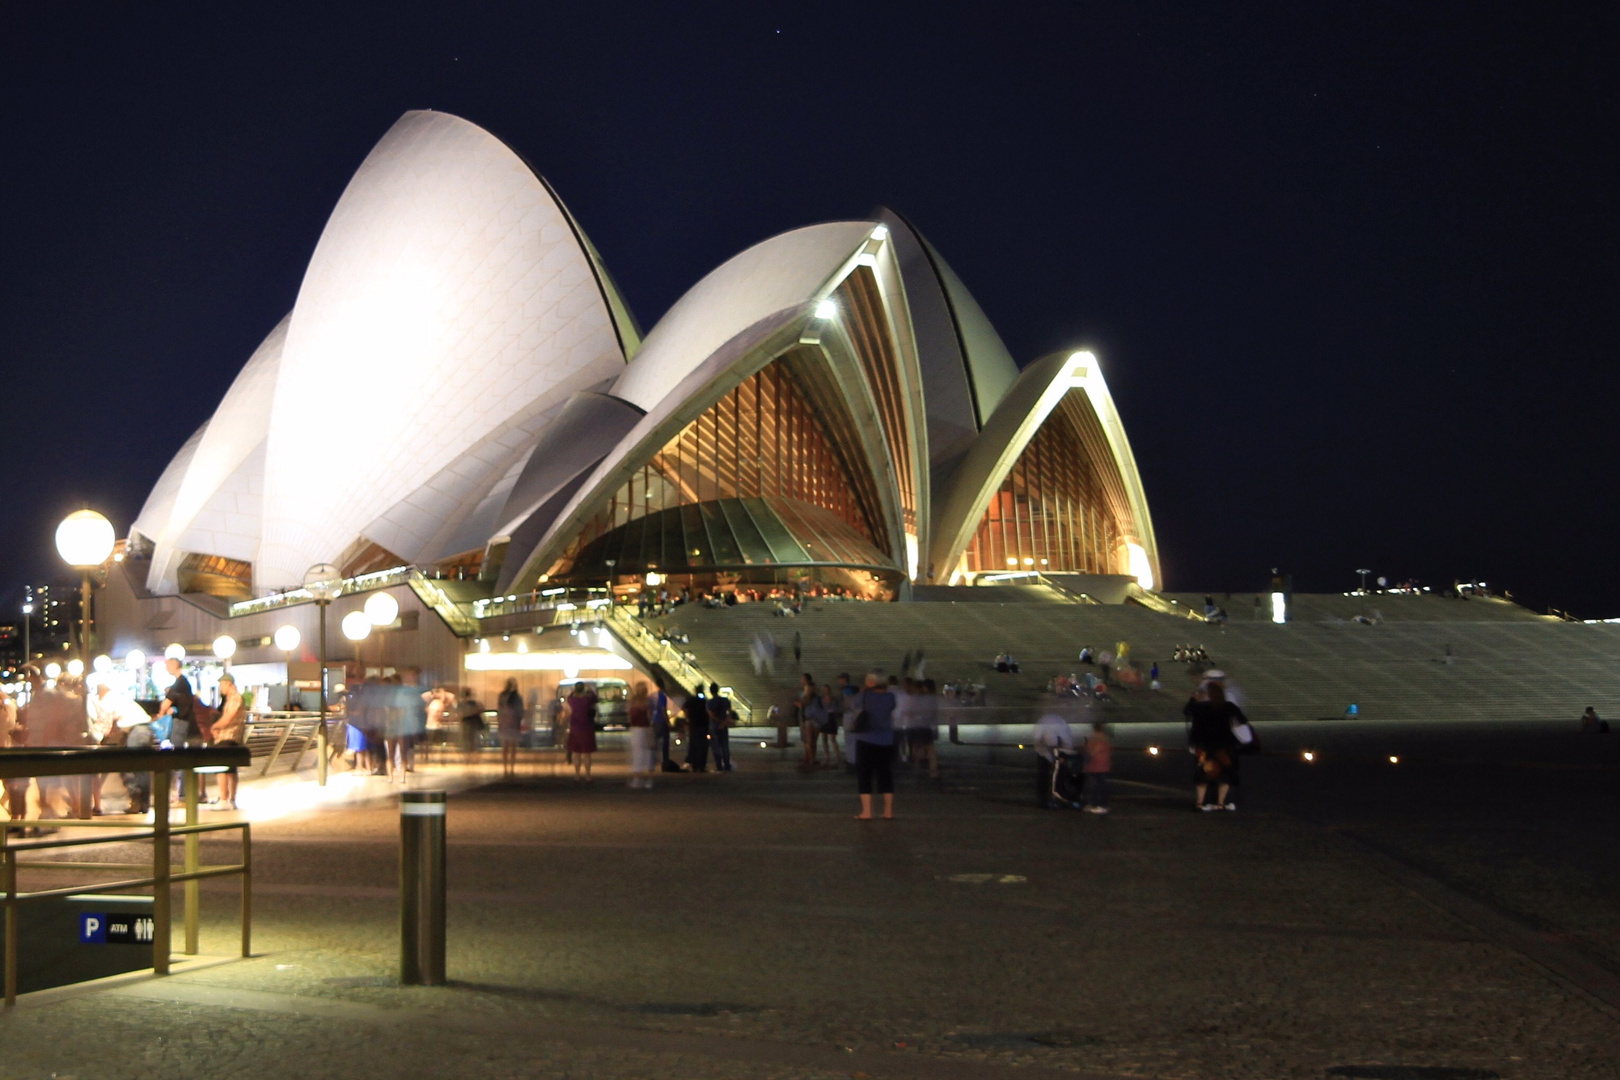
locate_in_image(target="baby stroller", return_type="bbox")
[1048,748,1087,809]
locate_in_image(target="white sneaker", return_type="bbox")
[1199,804,1217,812]
[1224,803,1237,812]
[1084,806,1109,814]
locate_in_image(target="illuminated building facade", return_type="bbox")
[125,110,1160,612]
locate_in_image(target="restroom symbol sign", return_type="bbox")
[80,913,154,945]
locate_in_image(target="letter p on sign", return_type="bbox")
[80,914,106,943]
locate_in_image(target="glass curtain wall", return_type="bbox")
[548,353,892,582]
[964,389,1137,576]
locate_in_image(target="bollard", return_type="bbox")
[399,790,446,986]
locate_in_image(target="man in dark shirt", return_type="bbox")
[682,688,709,772]
[706,683,732,772]
[157,657,196,748]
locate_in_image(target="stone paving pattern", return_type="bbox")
[2,725,1617,1079]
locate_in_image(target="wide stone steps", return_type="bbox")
[641,595,1620,728]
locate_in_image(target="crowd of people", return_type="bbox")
[0,655,248,827]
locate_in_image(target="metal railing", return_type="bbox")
[0,746,252,1006]
[604,607,755,724]
[242,715,325,776]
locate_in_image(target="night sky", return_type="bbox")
[2,4,1615,615]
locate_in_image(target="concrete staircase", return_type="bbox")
[640,592,1620,727]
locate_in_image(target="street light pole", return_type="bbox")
[304,564,345,787]
[318,599,329,784]
[21,601,32,666]
[55,510,115,667]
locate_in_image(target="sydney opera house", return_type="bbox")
[101,110,1159,694]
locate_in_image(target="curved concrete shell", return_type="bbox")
[609,223,877,412]
[145,315,289,594]
[254,110,633,589]
[123,110,1162,615]
[499,221,923,592]
[929,350,1161,589]
[131,422,208,552]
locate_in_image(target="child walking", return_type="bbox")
[1083,721,1112,814]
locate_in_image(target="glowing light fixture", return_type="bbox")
[644,571,662,587]
[92,654,112,674]
[302,563,344,603]
[65,658,85,677]
[340,611,372,642]
[125,648,145,671]
[273,625,301,652]
[212,635,237,661]
[164,643,186,661]
[1270,592,1287,624]
[1388,755,1399,764]
[44,662,62,679]
[1126,542,1155,591]
[1146,745,1160,756]
[814,299,837,320]
[1302,751,1316,762]
[464,650,633,672]
[363,591,400,627]
[54,509,115,568]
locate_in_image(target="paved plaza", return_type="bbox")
[3,720,1618,1080]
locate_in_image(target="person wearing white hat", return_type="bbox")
[96,683,155,815]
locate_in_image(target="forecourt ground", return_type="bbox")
[2,719,1617,1080]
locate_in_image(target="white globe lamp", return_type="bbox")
[302,563,344,603]
[55,510,115,569]
[341,611,372,642]
[273,625,301,652]
[212,635,237,661]
[363,591,399,627]
[164,643,186,661]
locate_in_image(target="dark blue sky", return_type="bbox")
[2,3,1616,613]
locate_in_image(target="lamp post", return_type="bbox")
[55,510,116,664]
[212,634,236,674]
[273,625,301,709]
[20,601,31,666]
[363,591,399,671]
[304,564,344,786]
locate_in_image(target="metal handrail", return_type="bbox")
[604,607,755,724]
[0,746,252,1006]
